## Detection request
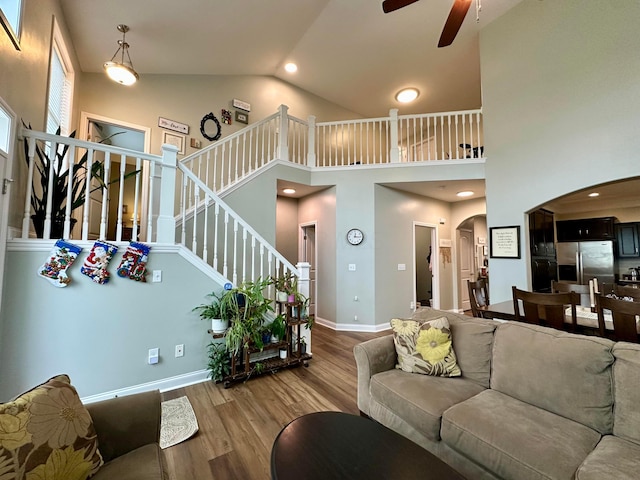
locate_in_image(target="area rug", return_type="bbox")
[160,396,199,449]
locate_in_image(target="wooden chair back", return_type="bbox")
[595,294,640,342]
[467,279,489,318]
[512,286,579,331]
[599,283,640,301]
[551,280,591,307]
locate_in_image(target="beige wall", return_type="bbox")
[275,195,299,265]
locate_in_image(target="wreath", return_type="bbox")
[200,112,222,141]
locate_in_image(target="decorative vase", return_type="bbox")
[211,318,229,333]
[276,291,288,303]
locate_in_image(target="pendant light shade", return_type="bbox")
[103,24,139,86]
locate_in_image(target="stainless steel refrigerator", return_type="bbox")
[556,241,615,286]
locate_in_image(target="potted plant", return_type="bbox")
[206,342,231,382]
[193,290,235,333]
[269,314,287,343]
[224,277,274,356]
[272,272,294,303]
[299,337,307,355]
[22,123,136,238]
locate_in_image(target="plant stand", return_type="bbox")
[208,300,312,388]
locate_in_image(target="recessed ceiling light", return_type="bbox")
[284,62,298,73]
[283,188,296,194]
[588,192,600,197]
[457,191,474,197]
[395,88,419,103]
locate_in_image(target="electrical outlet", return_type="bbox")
[348,264,356,271]
[175,344,184,357]
[410,301,415,310]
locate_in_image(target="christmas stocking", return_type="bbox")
[37,239,82,287]
[81,241,118,285]
[117,242,151,282]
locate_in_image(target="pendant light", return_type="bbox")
[103,24,139,86]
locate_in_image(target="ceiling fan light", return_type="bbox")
[103,62,138,86]
[395,88,419,103]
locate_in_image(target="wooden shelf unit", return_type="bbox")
[209,300,312,388]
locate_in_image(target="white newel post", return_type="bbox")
[296,261,312,353]
[389,108,400,163]
[156,144,178,243]
[278,104,289,162]
[307,115,316,167]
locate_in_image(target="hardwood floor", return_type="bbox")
[161,325,389,480]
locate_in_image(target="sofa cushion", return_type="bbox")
[611,342,640,444]
[412,308,497,388]
[370,369,485,442]
[442,389,601,480]
[0,374,103,480]
[491,322,615,433]
[391,317,460,377]
[575,435,640,480]
[90,443,167,480]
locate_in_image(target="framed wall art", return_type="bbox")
[162,131,185,155]
[490,226,521,259]
[235,111,249,125]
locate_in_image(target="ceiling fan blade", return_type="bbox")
[438,0,472,47]
[382,0,420,14]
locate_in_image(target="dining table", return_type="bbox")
[479,301,640,333]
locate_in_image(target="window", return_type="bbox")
[0,0,23,49]
[46,20,74,136]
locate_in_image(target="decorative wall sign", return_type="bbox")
[162,131,185,154]
[221,109,232,125]
[158,117,189,134]
[490,226,521,259]
[235,111,249,124]
[232,98,251,112]
[200,112,221,141]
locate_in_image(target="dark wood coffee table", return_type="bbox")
[271,411,465,480]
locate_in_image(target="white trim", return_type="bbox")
[81,369,209,404]
[413,222,439,310]
[47,18,74,136]
[315,316,392,333]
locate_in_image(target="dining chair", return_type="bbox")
[595,294,640,342]
[467,279,490,318]
[512,286,579,331]
[551,280,591,307]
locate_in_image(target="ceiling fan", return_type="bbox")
[382,0,473,48]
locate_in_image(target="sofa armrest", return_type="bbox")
[85,390,161,463]
[353,335,396,416]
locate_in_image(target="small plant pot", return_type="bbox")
[300,344,307,355]
[279,348,288,360]
[262,332,272,344]
[287,294,296,303]
[276,291,288,303]
[211,318,229,333]
[271,335,280,344]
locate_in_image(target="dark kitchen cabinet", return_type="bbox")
[556,217,616,242]
[616,223,640,258]
[529,209,555,257]
[529,209,557,292]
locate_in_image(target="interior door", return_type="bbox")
[459,229,473,311]
[302,224,316,317]
[0,98,16,313]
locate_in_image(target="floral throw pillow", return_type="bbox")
[0,374,103,480]
[390,316,461,377]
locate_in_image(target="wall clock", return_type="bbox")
[347,228,364,245]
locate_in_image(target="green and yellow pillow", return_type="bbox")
[390,316,461,377]
[0,374,103,479]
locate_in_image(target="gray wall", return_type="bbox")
[480,0,640,302]
[276,195,299,265]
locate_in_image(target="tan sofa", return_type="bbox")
[86,390,168,480]
[354,308,640,480]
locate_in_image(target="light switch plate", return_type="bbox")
[152,270,162,282]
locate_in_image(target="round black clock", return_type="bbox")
[347,228,364,245]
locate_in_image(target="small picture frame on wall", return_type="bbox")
[235,111,249,125]
[162,131,185,155]
[490,226,521,259]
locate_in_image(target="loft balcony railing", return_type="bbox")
[17,105,483,289]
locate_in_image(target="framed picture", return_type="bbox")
[490,226,521,259]
[162,131,185,155]
[0,0,23,50]
[235,111,249,125]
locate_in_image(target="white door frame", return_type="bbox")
[79,112,151,239]
[0,96,17,315]
[299,220,318,312]
[413,221,439,310]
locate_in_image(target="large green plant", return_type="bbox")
[22,123,135,238]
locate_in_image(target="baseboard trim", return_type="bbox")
[315,316,391,333]
[80,369,209,404]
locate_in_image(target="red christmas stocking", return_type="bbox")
[117,242,151,282]
[37,239,82,287]
[81,240,118,285]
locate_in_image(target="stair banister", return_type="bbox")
[277,104,289,162]
[307,115,316,167]
[390,108,400,163]
[156,143,179,243]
